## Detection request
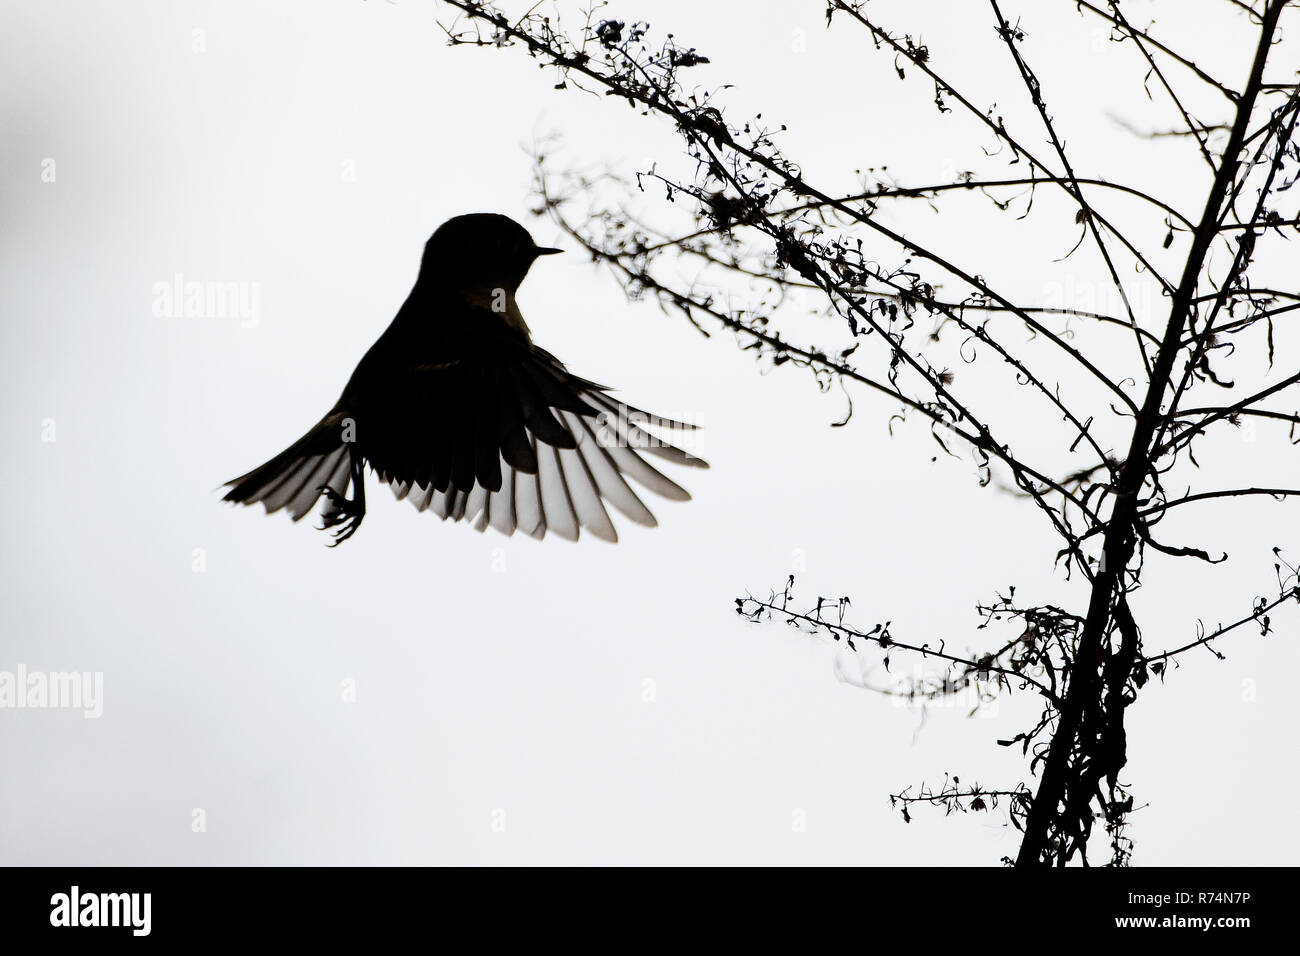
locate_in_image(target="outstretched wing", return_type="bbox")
[222,410,354,521]
[366,341,706,543]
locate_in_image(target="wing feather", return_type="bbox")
[371,319,703,540]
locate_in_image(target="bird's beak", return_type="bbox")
[533,246,564,257]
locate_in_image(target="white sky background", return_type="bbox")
[2,0,1297,864]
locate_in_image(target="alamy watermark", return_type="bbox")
[151,273,261,327]
[595,402,702,454]
[50,886,150,936]
[0,665,102,718]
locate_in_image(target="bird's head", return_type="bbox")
[418,213,562,292]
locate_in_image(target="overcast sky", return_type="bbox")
[2,0,1297,865]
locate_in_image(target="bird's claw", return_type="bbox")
[318,484,364,547]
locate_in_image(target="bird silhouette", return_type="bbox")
[222,213,706,545]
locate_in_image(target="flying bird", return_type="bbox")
[222,213,706,545]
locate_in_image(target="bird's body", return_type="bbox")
[222,214,705,544]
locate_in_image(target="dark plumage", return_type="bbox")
[222,213,706,544]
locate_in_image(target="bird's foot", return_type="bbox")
[318,485,365,547]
